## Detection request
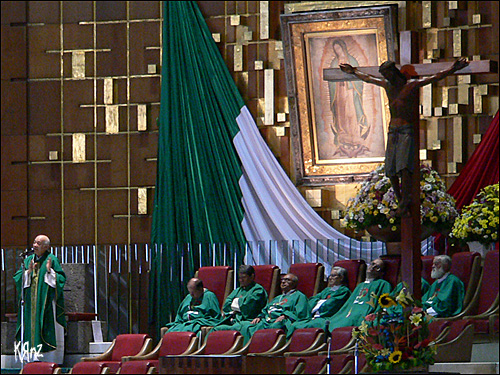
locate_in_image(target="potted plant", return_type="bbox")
[341,164,458,243]
[450,183,499,256]
[353,286,436,372]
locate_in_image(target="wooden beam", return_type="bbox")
[323,60,498,82]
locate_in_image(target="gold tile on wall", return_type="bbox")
[264,69,274,125]
[137,104,147,131]
[452,116,462,163]
[260,1,269,40]
[72,51,85,79]
[138,188,147,215]
[105,105,119,134]
[234,44,243,71]
[72,133,86,163]
[104,78,114,105]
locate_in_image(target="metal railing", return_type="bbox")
[1,238,436,339]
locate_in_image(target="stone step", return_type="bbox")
[429,362,499,374]
[471,342,499,363]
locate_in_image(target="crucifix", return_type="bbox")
[324,31,497,299]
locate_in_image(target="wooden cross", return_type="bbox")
[323,31,497,299]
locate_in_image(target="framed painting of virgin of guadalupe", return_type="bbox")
[281,5,398,185]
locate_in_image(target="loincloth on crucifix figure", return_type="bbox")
[339,58,469,217]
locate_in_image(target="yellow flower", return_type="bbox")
[378,293,397,308]
[389,350,403,364]
[395,288,413,307]
[380,348,391,357]
[410,313,422,326]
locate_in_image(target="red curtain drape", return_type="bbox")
[447,110,499,210]
[436,110,499,253]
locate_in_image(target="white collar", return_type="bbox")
[437,272,450,283]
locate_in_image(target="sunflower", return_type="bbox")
[389,350,403,364]
[378,293,397,308]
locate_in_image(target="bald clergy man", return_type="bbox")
[14,235,66,364]
[237,273,310,343]
[163,278,221,333]
[422,255,464,317]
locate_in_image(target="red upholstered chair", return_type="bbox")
[333,259,366,291]
[122,331,198,369]
[81,334,153,373]
[289,263,325,297]
[195,266,234,309]
[116,360,155,374]
[192,330,243,355]
[281,328,327,357]
[427,319,451,345]
[70,362,110,374]
[233,328,287,356]
[434,319,475,362]
[285,357,306,374]
[253,264,281,301]
[463,250,499,339]
[421,255,435,286]
[379,255,401,289]
[450,251,482,311]
[319,326,356,355]
[20,362,61,374]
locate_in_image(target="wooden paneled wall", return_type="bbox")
[1,1,498,247]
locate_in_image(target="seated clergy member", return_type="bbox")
[422,255,464,317]
[316,258,392,332]
[289,266,351,336]
[237,273,310,343]
[163,278,221,333]
[211,265,268,332]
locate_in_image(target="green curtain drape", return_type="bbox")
[148,1,247,335]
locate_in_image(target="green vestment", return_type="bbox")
[301,279,392,332]
[211,281,268,332]
[14,252,66,353]
[165,289,221,333]
[422,273,464,317]
[237,289,310,342]
[289,284,351,336]
[387,278,431,315]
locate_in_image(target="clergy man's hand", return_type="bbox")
[251,317,261,325]
[46,257,52,272]
[275,315,286,323]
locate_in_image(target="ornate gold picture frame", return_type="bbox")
[281,5,398,185]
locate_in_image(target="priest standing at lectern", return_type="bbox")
[14,234,66,364]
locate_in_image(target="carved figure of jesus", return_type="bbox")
[339,58,469,216]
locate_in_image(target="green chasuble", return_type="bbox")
[289,285,351,337]
[214,281,268,328]
[422,273,464,317]
[165,289,221,333]
[237,289,310,343]
[14,252,66,353]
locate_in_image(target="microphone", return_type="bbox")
[19,249,34,258]
[324,320,330,343]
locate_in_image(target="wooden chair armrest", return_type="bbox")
[81,340,116,361]
[231,340,251,356]
[123,338,160,362]
[292,361,306,374]
[283,344,327,357]
[248,334,287,356]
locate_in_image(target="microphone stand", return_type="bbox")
[19,248,33,368]
[354,338,359,374]
[325,320,331,375]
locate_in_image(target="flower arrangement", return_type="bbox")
[450,183,499,245]
[353,286,436,372]
[341,164,458,235]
